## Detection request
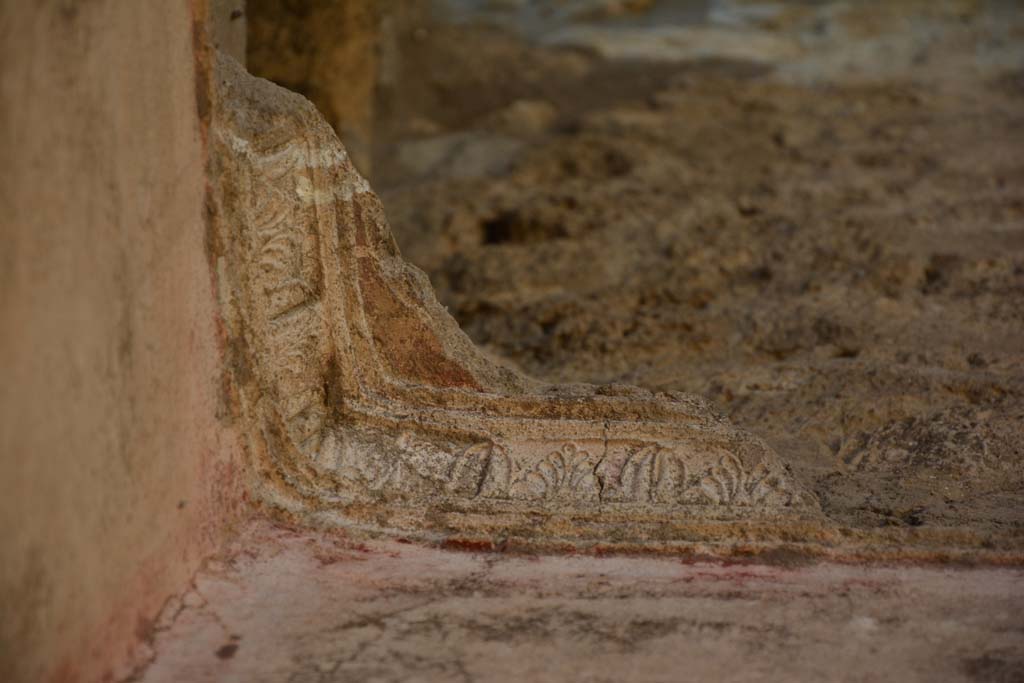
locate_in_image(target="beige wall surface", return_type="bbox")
[0,2,245,682]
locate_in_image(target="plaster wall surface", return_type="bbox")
[139,521,1024,683]
[0,2,244,681]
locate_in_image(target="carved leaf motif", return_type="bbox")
[612,445,687,503]
[259,230,299,277]
[349,442,400,492]
[616,445,657,501]
[332,432,440,492]
[449,442,510,496]
[392,436,513,497]
[698,454,795,506]
[511,444,599,502]
[475,444,514,499]
[395,433,456,484]
[652,449,686,503]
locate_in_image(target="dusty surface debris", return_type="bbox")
[137,521,1024,683]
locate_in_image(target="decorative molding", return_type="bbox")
[211,52,818,538]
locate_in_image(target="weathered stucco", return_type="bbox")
[0,2,245,682]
